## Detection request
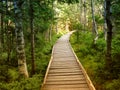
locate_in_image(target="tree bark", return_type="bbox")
[29,0,35,75]
[56,22,58,34]
[83,0,86,31]
[49,26,52,42]
[0,14,1,57]
[4,0,11,62]
[49,0,54,42]
[105,0,113,72]
[79,0,83,25]
[1,1,4,48]
[103,1,107,40]
[13,0,29,78]
[91,0,98,44]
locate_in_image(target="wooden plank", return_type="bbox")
[42,88,90,90]
[48,71,83,75]
[51,63,77,65]
[43,84,89,88]
[53,57,75,59]
[47,75,85,79]
[46,77,85,81]
[50,66,79,69]
[51,64,78,66]
[45,80,87,85]
[49,68,81,71]
[53,56,75,58]
[52,61,77,63]
[49,69,81,73]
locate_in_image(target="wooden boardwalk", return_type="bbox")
[41,32,95,90]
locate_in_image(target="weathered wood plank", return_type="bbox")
[46,77,85,81]
[42,88,90,90]
[45,80,87,85]
[42,84,89,88]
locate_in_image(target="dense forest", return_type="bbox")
[0,0,120,90]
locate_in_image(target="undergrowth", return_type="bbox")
[0,32,61,90]
[70,31,120,90]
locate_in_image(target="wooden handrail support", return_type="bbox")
[68,32,96,90]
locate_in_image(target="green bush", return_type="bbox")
[105,79,120,90]
[0,74,43,90]
[8,69,19,81]
[70,31,120,89]
[0,31,61,90]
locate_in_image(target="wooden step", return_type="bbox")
[43,84,89,88]
[45,80,87,85]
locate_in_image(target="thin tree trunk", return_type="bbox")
[103,1,107,40]
[49,26,52,42]
[0,13,1,57]
[1,1,4,48]
[80,0,83,23]
[13,0,29,78]
[49,0,54,42]
[30,0,35,75]
[83,0,86,31]
[5,0,11,62]
[56,22,58,33]
[91,0,98,44]
[105,0,113,73]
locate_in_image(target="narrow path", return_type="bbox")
[41,32,95,90]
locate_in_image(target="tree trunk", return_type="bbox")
[105,0,113,73]
[5,0,11,62]
[56,22,58,34]
[49,26,52,42]
[91,0,98,44]
[80,0,83,23]
[49,0,54,42]
[30,0,35,75]
[0,13,1,57]
[103,1,107,40]
[13,0,29,78]
[83,0,86,31]
[1,1,4,48]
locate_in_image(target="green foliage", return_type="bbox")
[0,74,42,90]
[7,69,19,81]
[95,38,106,51]
[95,15,104,24]
[112,2,120,17]
[1,52,7,60]
[70,31,120,89]
[58,0,79,4]
[104,79,120,90]
[0,32,60,89]
[111,34,120,78]
[70,22,83,30]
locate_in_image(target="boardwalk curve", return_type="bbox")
[41,32,95,90]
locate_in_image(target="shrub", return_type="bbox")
[105,79,120,90]
[0,74,43,90]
